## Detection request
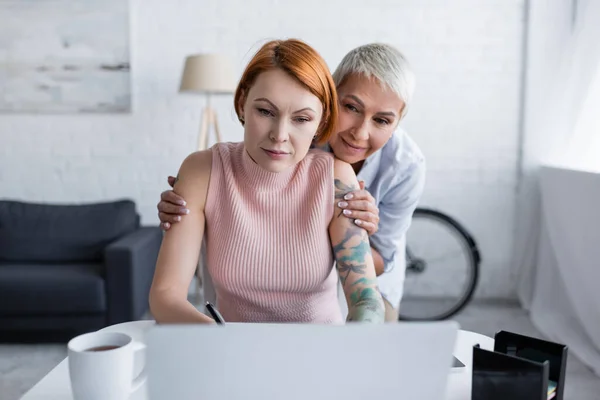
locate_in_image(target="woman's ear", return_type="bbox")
[315,114,329,138]
[237,89,247,123]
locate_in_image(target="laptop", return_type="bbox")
[145,321,459,400]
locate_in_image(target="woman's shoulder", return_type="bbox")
[297,148,334,180]
[303,147,335,166]
[209,141,245,164]
[212,141,243,153]
[300,149,359,190]
[180,149,212,175]
[382,129,425,169]
[180,140,243,174]
[172,149,213,208]
[331,157,357,183]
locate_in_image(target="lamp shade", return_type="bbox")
[179,54,236,94]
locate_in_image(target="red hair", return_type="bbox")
[234,39,338,145]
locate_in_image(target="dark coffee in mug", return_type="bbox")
[85,345,121,352]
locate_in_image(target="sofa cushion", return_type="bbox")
[0,262,106,315]
[0,200,139,262]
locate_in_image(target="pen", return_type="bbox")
[205,301,226,324]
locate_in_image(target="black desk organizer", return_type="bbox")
[471,330,568,400]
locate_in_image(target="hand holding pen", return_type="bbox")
[205,302,226,324]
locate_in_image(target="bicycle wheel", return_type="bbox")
[398,208,480,321]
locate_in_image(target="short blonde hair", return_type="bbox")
[333,43,416,118]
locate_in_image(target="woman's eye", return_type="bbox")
[258,108,273,116]
[294,117,310,123]
[375,118,389,125]
[344,104,358,113]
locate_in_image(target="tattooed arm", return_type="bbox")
[329,159,385,323]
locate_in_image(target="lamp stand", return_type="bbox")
[197,95,222,150]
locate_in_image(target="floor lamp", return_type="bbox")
[179,53,236,150]
[179,53,236,302]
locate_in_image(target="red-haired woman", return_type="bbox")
[149,39,384,325]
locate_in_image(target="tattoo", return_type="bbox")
[332,176,384,323]
[350,287,383,311]
[351,277,378,286]
[332,226,370,285]
[335,179,358,217]
[334,179,357,199]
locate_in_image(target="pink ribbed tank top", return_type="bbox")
[204,142,343,323]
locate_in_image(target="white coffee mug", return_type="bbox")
[68,331,146,400]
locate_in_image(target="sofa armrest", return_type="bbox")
[104,226,162,325]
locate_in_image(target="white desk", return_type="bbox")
[21,321,494,400]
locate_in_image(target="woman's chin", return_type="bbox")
[259,159,295,173]
[331,143,364,164]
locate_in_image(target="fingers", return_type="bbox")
[338,199,379,215]
[342,189,375,205]
[340,209,379,233]
[337,199,380,236]
[167,176,177,188]
[160,189,186,206]
[341,208,378,223]
[157,188,189,227]
[354,219,378,235]
[158,211,185,225]
[338,183,378,235]
[157,200,189,215]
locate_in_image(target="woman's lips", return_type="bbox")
[341,137,367,154]
[262,148,290,159]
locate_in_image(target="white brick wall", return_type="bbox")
[0,0,525,299]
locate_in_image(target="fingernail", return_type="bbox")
[344,194,353,200]
[175,216,181,222]
[343,209,352,216]
[354,219,362,225]
[179,200,186,206]
[183,208,190,214]
[338,201,348,208]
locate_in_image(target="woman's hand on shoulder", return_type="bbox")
[171,150,212,213]
[336,179,380,236]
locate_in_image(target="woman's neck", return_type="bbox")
[352,160,364,174]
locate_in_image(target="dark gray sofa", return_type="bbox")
[0,199,161,338]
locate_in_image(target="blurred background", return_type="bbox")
[0,0,599,398]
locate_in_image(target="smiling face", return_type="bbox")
[329,73,405,167]
[239,68,323,173]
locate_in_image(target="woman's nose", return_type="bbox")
[270,119,289,142]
